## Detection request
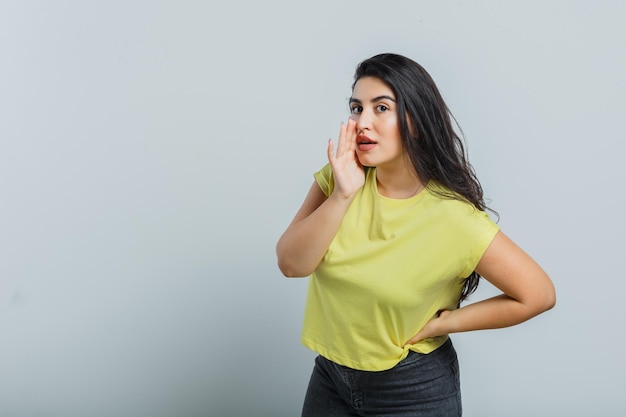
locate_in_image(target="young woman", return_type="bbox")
[276,53,555,417]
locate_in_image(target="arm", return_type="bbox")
[276,119,365,277]
[404,231,556,345]
[276,182,352,277]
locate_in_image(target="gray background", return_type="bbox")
[1,1,624,416]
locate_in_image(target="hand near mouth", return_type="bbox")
[327,118,365,200]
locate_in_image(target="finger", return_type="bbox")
[327,138,334,162]
[403,336,418,347]
[345,118,357,152]
[340,121,355,158]
[334,121,345,157]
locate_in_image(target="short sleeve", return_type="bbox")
[458,210,500,278]
[313,164,335,197]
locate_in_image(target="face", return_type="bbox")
[349,76,404,170]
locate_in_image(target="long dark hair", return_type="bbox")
[353,53,495,304]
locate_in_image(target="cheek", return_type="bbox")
[381,113,399,129]
[381,119,402,139]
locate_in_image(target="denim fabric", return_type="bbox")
[301,338,461,417]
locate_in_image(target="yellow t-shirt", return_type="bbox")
[301,164,500,371]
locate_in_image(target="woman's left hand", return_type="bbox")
[403,310,452,346]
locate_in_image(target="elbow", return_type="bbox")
[543,285,557,312]
[537,295,556,316]
[276,258,313,278]
[276,241,316,278]
[532,281,557,316]
[276,241,295,277]
[542,276,557,312]
[277,260,297,278]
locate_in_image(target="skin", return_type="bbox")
[348,77,421,198]
[276,76,556,345]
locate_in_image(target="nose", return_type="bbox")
[354,109,373,133]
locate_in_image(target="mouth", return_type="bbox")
[357,135,377,151]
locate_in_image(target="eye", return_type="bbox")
[376,104,389,112]
[350,105,363,115]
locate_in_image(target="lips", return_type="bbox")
[357,134,377,151]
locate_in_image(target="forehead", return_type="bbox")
[352,76,395,99]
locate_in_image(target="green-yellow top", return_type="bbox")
[301,164,499,371]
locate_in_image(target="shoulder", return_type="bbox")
[424,182,474,211]
[313,164,334,196]
[424,181,497,230]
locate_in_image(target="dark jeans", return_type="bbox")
[301,338,461,417]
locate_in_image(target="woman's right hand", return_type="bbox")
[276,119,364,277]
[327,118,365,200]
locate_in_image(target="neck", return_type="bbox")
[375,164,424,199]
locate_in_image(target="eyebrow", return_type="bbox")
[349,95,396,104]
